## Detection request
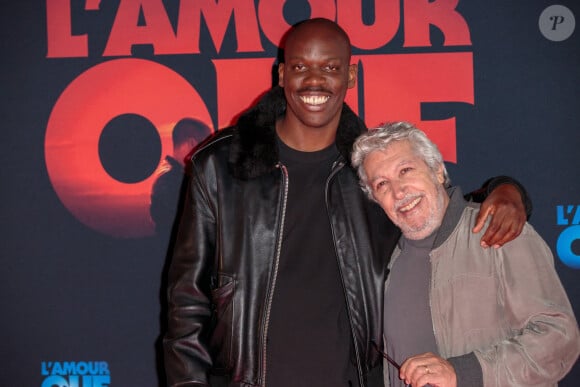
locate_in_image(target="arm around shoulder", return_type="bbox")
[468,176,532,248]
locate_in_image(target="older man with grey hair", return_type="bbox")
[351,121,580,387]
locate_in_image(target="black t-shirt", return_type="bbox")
[265,137,359,386]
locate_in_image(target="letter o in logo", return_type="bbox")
[258,0,336,49]
[45,59,212,238]
[42,376,69,387]
[557,225,580,269]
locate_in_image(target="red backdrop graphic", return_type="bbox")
[45,58,214,237]
[43,0,474,238]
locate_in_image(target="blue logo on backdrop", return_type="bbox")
[41,361,110,387]
[556,205,580,269]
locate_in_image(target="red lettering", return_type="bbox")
[45,59,213,237]
[337,0,400,50]
[404,0,471,47]
[104,0,176,56]
[177,0,263,54]
[48,0,473,58]
[104,0,264,56]
[45,53,473,237]
[214,58,276,128]
[259,0,336,47]
[358,52,474,163]
[46,0,88,58]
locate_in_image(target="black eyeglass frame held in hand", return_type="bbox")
[371,340,410,387]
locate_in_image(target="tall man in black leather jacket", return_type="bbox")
[163,18,530,387]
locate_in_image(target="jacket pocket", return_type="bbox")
[209,275,236,372]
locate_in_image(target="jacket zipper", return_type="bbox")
[429,255,441,354]
[325,160,366,387]
[261,163,289,386]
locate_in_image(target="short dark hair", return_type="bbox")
[172,118,211,146]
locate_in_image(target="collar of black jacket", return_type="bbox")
[228,85,367,180]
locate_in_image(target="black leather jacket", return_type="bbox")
[163,86,399,386]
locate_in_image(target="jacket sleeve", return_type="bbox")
[163,160,216,387]
[464,175,533,220]
[473,224,580,386]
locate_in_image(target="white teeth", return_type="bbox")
[300,95,329,105]
[399,197,421,212]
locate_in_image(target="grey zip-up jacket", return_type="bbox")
[386,187,580,386]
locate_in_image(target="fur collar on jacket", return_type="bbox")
[228,85,368,180]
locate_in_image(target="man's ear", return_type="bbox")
[278,62,285,87]
[347,63,358,89]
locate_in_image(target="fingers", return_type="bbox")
[408,364,434,386]
[474,183,527,248]
[480,205,526,248]
[472,204,493,237]
[482,221,519,248]
[400,353,457,387]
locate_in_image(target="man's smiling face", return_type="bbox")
[278,19,357,133]
[364,140,449,240]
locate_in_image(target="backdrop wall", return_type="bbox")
[1,1,579,386]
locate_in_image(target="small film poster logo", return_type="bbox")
[556,205,580,269]
[41,361,110,387]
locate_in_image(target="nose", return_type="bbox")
[304,67,325,85]
[391,179,406,199]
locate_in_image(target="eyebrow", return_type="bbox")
[390,158,416,172]
[369,159,413,181]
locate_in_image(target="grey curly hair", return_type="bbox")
[351,121,451,200]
